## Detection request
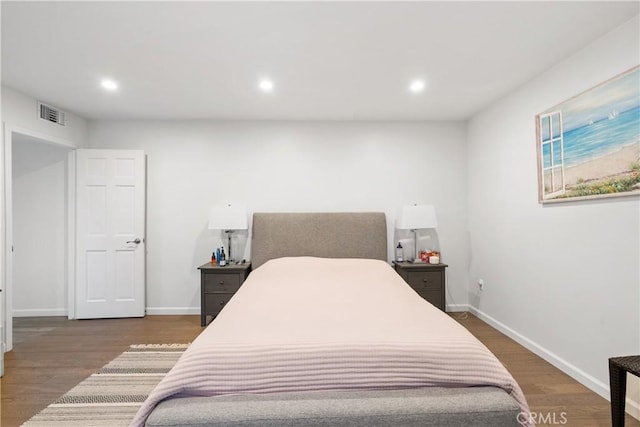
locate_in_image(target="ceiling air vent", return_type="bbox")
[38,102,66,126]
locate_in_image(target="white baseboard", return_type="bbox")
[13,308,67,317]
[446,304,468,312]
[14,307,200,317]
[467,304,640,421]
[145,307,200,315]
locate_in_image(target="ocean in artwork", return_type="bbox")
[543,67,640,168]
[562,105,639,168]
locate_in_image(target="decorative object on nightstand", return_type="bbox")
[396,204,438,262]
[208,203,248,263]
[393,261,447,311]
[198,262,251,326]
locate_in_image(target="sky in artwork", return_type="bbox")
[544,67,639,132]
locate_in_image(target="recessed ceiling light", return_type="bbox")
[259,79,274,93]
[101,79,118,91]
[409,79,426,93]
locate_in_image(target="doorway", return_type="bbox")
[3,128,75,356]
[12,134,71,318]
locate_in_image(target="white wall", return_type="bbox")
[467,15,640,416]
[12,136,71,316]
[2,85,89,147]
[88,121,468,313]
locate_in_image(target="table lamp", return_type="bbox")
[396,204,438,262]
[208,204,248,263]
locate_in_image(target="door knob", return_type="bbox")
[126,238,142,244]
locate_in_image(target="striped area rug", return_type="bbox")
[21,344,188,427]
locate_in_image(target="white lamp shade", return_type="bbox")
[396,204,438,230]
[208,204,248,231]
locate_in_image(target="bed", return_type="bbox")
[134,212,532,427]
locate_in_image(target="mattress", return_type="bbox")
[133,257,531,426]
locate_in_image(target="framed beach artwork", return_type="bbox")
[536,65,640,203]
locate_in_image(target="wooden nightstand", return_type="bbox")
[393,261,448,311]
[198,262,251,326]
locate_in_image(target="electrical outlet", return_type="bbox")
[478,279,484,291]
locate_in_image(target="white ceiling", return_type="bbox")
[2,1,638,121]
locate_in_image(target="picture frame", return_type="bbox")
[535,65,640,203]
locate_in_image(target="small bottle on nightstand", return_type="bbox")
[220,247,227,266]
[395,242,404,262]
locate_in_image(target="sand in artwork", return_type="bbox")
[563,142,639,187]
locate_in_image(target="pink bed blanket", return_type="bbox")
[133,257,531,426]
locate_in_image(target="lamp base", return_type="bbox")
[226,230,234,264]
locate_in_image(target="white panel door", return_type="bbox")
[75,149,145,319]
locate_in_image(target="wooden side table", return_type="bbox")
[393,261,448,311]
[198,262,251,326]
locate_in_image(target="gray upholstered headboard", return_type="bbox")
[251,212,387,269]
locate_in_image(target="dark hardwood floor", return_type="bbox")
[454,313,639,427]
[1,314,637,427]
[1,315,203,427]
